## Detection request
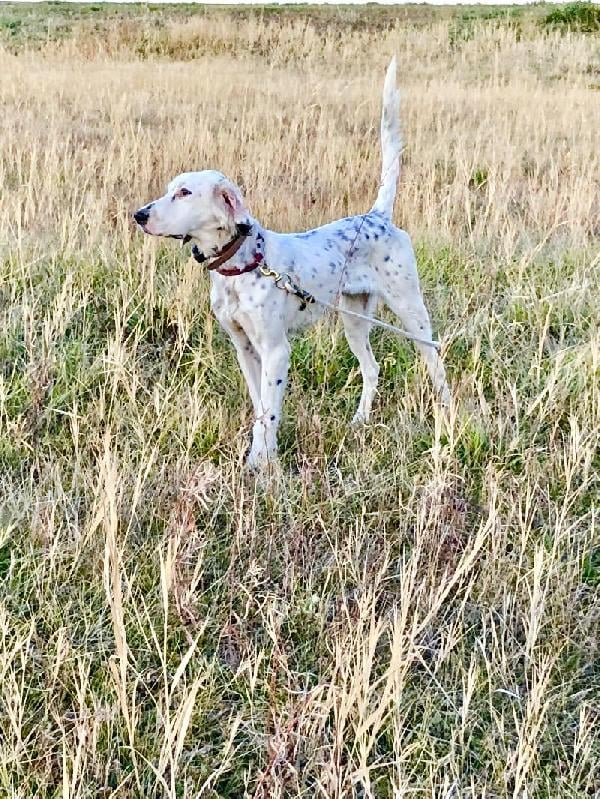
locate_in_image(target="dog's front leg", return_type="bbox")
[246,339,290,470]
[213,311,262,414]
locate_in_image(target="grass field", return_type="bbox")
[0,3,599,797]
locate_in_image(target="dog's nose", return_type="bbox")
[133,208,149,225]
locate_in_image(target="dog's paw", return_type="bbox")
[245,448,277,473]
[245,452,283,491]
[438,385,452,410]
[351,411,369,428]
[244,455,263,473]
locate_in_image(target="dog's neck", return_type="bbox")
[191,222,266,277]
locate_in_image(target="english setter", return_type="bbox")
[134,58,451,469]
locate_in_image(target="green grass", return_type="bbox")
[2,240,598,795]
[542,2,600,32]
[0,4,599,797]
[0,1,571,50]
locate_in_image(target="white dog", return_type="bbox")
[134,58,450,469]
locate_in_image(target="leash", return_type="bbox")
[188,224,441,351]
[257,264,441,351]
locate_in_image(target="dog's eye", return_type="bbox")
[175,187,192,199]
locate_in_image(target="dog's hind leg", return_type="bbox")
[341,293,381,424]
[383,286,451,405]
[377,232,451,406]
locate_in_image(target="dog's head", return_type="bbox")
[133,170,251,254]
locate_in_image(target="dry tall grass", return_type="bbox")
[0,5,598,798]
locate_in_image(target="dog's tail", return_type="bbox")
[372,57,402,219]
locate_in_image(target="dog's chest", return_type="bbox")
[210,272,283,336]
[210,268,326,340]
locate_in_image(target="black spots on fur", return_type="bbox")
[367,216,387,237]
[276,378,283,385]
[385,270,391,277]
[298,230,317,239]
[373,234,379,241]
[270,414,276,421]
[384,255,391,262]
[364,213,389,237]
[365,233,370,240]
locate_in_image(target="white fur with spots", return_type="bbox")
[134,58,451,469]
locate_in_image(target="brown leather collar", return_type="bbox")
[205,233,247,272]
[192,229,265,277]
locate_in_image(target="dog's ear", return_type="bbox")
[216,183,249,227]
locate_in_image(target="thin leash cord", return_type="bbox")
[307,294,441,350]
[257,265,441,350]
